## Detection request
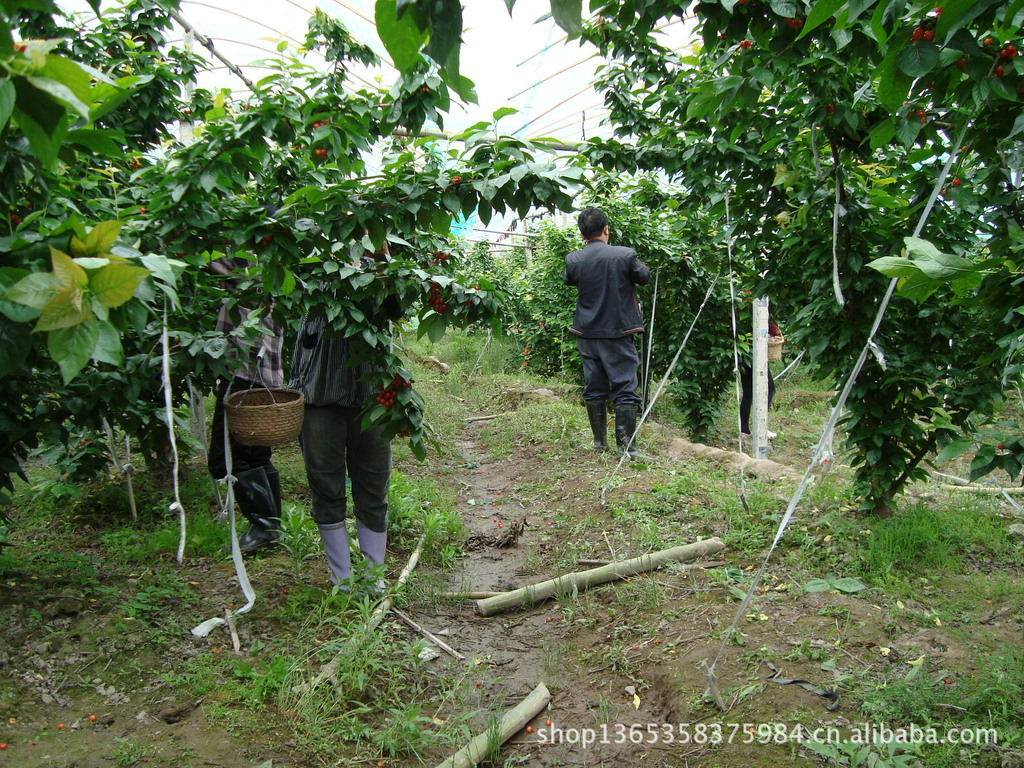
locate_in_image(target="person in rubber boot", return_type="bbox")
[563,208,650,459]
[206,255,285,553]
[289,238,402,592]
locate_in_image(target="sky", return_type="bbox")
[58,0,695,236]
[162,0,617,145]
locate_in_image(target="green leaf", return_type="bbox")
[798,0,846,39]
[492,106,517,121]
[897,43,939,78]
[0,316,33,378]
[51,249,87,289]
[376,0,427,72]
[73,220,122,258]
[424,0,463,69]
[47,322,99,384]
[90,262,150,307]
[935,440,973,463]
[830,577,867,594]
[910,250,976,280]
[868,256,919,278]
[35,285,90,331]
[91,320,122,366]
[3,272,60,310]
[934,0,989,40]
[803,579,832,593]
[875,51,913,112]
[0,80,14,130]
[66,127,124,155]
[549,0,582,36]
[139,253,181,286]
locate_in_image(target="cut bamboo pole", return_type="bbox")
[310,533,426,689]
[441,591,501,600]
[393,608,465,660]
[475,538,725,617]
[939,484,1024,495]
[431,682,551,768]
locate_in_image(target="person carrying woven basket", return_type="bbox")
[289,238,402,591]
[206,255,286,553]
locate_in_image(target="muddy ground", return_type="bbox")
[1,370,1022,768]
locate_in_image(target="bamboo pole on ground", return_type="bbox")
[431,683,551,768]
[475,538,725,617]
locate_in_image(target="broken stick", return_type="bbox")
[431,682,550,768]
[393,608,465,661]
[475,538,726,617]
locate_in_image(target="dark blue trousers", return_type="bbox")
[576,336,642,407]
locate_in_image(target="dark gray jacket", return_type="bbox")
[563,240,650,338]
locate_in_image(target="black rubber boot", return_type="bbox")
[233,466,281,552]
[585,401,609,452]
[614,404,639,459]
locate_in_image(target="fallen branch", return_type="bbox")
[465,412,511,423]
[475,538,726,617]
[393,608,465,661]
[431,682,551,768]
[310,533,426,689]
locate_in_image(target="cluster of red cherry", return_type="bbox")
[375,374,410,408]
[427,281,448,313]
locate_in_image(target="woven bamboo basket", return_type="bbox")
[767,336,785,362]
[225,388,304,446]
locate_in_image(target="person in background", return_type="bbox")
[563,208,651,458]
[289,238,402,589]
[206,256,285,552]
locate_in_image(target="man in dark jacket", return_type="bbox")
[563,208,651,457]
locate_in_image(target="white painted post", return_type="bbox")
[751,298,770,459]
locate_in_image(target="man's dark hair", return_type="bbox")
[577,208,608,240]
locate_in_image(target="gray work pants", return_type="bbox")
[300,405,391,532]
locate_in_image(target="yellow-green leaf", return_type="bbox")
[35,285,90,331]
[70,220,122,258]
[51,248,87,289]
[90,262,149,308]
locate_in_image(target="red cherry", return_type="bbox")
[983,37,996,47]
[739,39,752,49]
[955,57,967,71]
[993,65,1005,77]
[1001,45,1018,59]
[825,104,835,114]
[313,147,327,158]
[951,178,961,186]
[911,27,925,41]
[923,29,934,41]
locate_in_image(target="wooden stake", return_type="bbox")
[393,608,465,660]
[431,682,551,768]
[224,609,240,652]
[475,538,726,617]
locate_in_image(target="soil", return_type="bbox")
[1,373,1021,768]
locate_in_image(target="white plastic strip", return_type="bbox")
[831,182,846,307]
[160,308,187,564]
[191,384,258,637]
